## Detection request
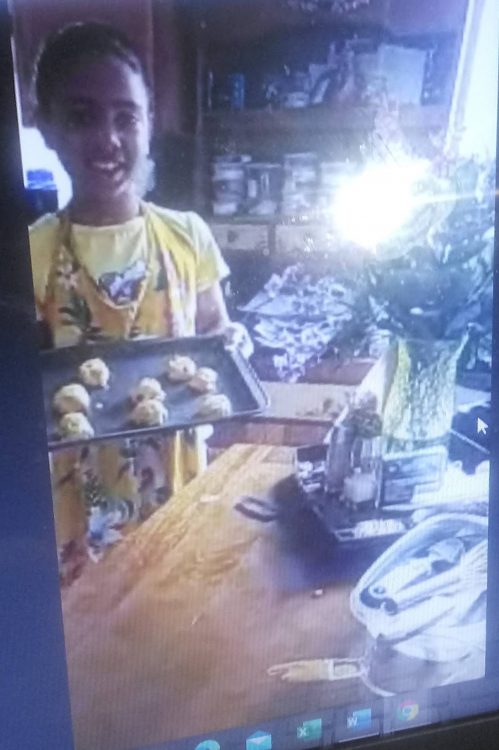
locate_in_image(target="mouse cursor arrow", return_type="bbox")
[477,417,488,435]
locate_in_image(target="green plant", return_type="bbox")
[366,157,495,342]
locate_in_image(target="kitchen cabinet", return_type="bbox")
[188,0,468,43]
[204,103,447,149]
[387,0,468,35]
[187,0,469,229]
[211,222,270,255]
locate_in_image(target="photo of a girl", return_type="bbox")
[13,2,495,747]
[29,20,251,585]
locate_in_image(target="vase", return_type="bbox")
[383,336,466,453]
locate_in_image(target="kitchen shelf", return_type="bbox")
[204,103,447,137]
[209,214,333,226]
[191,0,464,239]
[191,0,468,45]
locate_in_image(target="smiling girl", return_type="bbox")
[29,21,250,585]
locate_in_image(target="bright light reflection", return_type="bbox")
[333,160,430,251]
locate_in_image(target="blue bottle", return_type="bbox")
[25,169,58,221]
[229,73,246,111]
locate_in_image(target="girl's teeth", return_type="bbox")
[92,162,120,171]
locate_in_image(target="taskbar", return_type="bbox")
[138,676,499,750]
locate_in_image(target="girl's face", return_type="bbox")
[41,55,152,212]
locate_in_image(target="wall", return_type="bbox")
[18,126,72,208]
[451,0,499,157]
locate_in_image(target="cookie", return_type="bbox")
[196,393,232,419]
[79,358,110,388]
[131,377,166,404]
[130,399,168,427]
[166,355,197,382]
[189,367,218,394]
[53,383,90,415]
[59,412,95,440]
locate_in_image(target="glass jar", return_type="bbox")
[283,152,318,191]
[211,156,250,215]
[245,163,282,216]
[325,422,355,495]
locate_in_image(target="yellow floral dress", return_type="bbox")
[29,201,229,585]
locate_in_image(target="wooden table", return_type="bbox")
[209,357,379,451]
[61,444,369,750]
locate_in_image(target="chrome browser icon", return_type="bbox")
[397,700,419,722]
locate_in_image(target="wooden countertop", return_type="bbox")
[61,444,368,750]
[258,381,356,424]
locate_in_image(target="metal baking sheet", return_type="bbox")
[41,335,269,451]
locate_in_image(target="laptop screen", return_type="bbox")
[6,0,499,748]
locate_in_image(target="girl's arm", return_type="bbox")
[196,282,230,335]
[196,283,254,358]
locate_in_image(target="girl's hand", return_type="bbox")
[196,283,253,358]
[223,322,254,359]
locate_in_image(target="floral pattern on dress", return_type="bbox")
[45,205,205,587]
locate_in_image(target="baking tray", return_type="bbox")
[41,335,269,451]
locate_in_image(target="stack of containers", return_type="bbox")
[281,152,318,216]
[211,155,251,217]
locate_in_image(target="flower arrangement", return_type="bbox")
[355,95,495,346]
[346,102,496,449]
[365,157,495,343]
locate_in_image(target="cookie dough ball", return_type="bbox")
[79,358,110,388]
[189,367,218,394]
[166,355,197,382]
[54,383,90,415]
[131,377,166,404]
[196,394,232,419]
[59,412,95,440]
[130,399,168,427]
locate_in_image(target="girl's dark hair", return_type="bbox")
[34,21,152,118]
